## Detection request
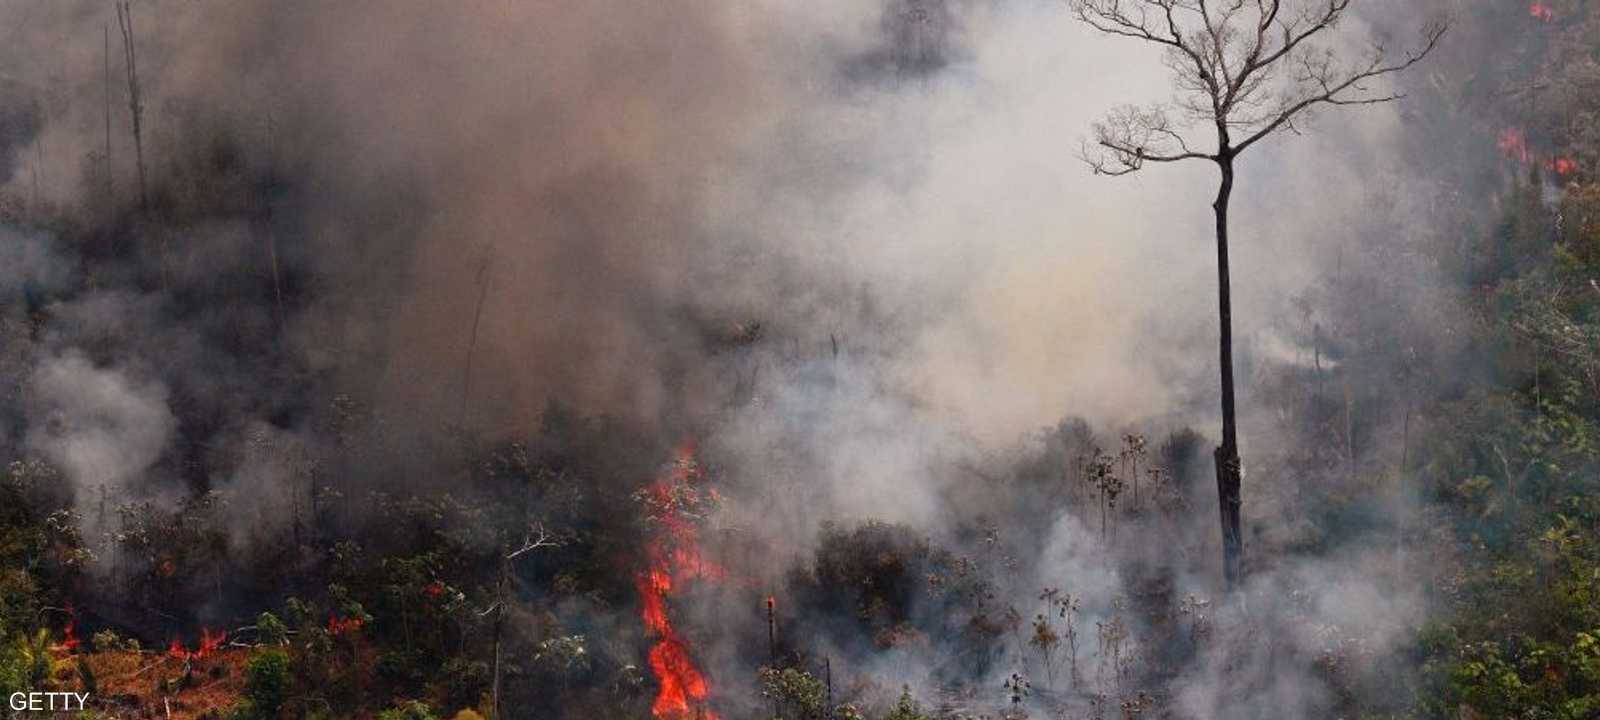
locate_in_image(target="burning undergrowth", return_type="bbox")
[635,443,725,719]
[0,0,1580,717]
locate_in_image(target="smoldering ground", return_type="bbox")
[0,0,1486,717]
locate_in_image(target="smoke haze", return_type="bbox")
[0,0,1485,717]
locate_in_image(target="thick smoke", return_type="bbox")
[0,0,1484,717]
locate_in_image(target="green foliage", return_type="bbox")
[0,632,27,701]
[91,629,123,653]
[435,658,489,711]
[884,686,929,720]
[243,649,291,719]
[1419,194,1600,717]
[759,667,827,720]
[257,611,288,646]
[15,628,57,688]
[377,649,427,686]
[377,700,440,720]
[532,635,590,677]
[1424,508,1600,716]
[283,596,314,630]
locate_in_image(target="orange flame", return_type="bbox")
[328,614,365,635]
[1549,156,1578,177]
[168,627,227,661]
[636,442,721,720]
[1530,2,1555,21]
[60,609,79,652]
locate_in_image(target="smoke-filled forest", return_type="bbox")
[3,0,1600,718]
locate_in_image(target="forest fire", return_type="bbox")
[327,614,365,635]
[1530,2,1555,22]
[635,442,722,720]
[167,627,227,662]
[60,609,79,652]
[1499,127,1579,177]
[1500,127,1532,163]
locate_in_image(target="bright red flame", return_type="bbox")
[199,627,226,656]
[60,609,79,652]
[1530,2,1555,21]
[1549,156,1578,176]
[636,442,721,720]
[167,627,227,661]
[328,614,365,635]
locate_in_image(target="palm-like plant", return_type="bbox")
[16,628,58,688]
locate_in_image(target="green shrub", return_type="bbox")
[243,650,291,718]
[256,612,288,646]
[0,633,27,700]
[759,667,826,720]
[376,700,439,720]
[885,687,929,720]
[437,658,489,711]
[15,628,57,688]
[376,650,426,686]
[91,629,122,653]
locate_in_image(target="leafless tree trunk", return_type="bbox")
[1069,0,1445,590]
[115,2,147,212]
[117,1,163,289]
[265,111,285,331]
[488,525,558,718]
[104,24,114,220]
[461,253,494,426]
[490,553,508,719]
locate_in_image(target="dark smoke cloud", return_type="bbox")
[0,0,1502,716]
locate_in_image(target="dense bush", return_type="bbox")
[240,650,291,719]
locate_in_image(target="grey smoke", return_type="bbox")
[0,0,1488,716]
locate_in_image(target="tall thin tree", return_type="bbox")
[117,1,167,289]
[265,111,285,331]
[1068,0,1444,590]
[115,1,147,212]
[104,23,114,219]
[460,252,494,427]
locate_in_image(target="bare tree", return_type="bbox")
[460,251,495,426]
[104,23,114,219]
[1068,0,1444,590]
[482,523,561,719]
[117,1,168,290]
[114,1,147,212]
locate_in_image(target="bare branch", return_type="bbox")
[1231,21,1445,154]
[1069,0,1218,96]
[1079,103,1215,175]
[506,522,563,560]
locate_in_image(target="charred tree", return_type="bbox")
[104,23,114,221]
[1068,0,1444,590]
[117,1,166,290]
[114,1,147,212]
[488,525,558,719]
[461,253,494,426]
